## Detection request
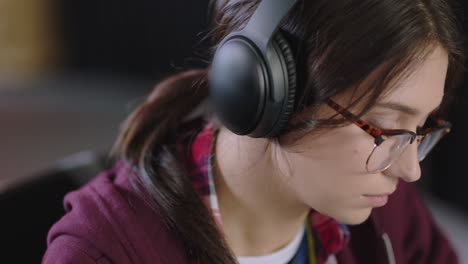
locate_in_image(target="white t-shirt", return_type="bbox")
[237,224,305,264]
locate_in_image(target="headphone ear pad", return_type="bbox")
[269,32,297,136]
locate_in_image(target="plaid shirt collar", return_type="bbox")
[188,123,350,263]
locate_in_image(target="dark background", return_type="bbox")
[0,0,466,263]
[58,0,212,79]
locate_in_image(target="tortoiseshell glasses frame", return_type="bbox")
[326,98,452,173]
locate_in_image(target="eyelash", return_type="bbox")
[368,118,427,131]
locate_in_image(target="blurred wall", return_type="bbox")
[0,0,59,79]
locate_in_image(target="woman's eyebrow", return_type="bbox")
[375,102,441,116]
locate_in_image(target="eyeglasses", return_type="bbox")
[326,98,452,173]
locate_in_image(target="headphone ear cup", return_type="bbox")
[209,31,297,137]
[268,32,297,136]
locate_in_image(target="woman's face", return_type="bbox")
[277,46,449,225]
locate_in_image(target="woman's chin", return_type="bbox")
[331,207,373,226]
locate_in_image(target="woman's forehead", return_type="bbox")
[380,45,448,117]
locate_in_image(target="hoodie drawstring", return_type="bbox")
[382,233,396,264]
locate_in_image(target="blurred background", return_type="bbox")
[0,0,466,263]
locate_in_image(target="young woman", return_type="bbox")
[43,0,465,263]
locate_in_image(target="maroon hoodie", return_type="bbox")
[42,159,458,264]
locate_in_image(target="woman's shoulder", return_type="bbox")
[43,160,189,264]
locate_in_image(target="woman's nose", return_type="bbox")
[383,142,421,182]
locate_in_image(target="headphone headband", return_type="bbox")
[242,0,298,50]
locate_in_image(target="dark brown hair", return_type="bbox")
[112,0,466,263]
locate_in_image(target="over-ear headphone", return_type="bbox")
[208,0,299,138]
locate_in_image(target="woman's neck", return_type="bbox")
[212,127,310,256]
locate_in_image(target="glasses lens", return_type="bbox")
[418,128,447,161]
[367,134,413,173]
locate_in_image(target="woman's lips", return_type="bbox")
[363,194,389,207]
